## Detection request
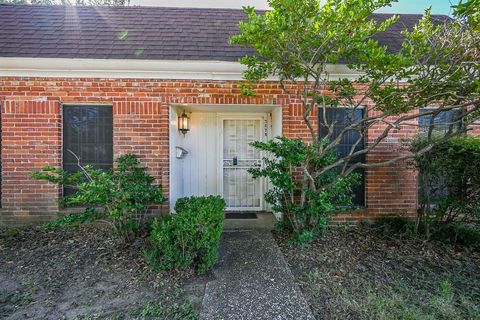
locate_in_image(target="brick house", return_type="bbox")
[0,4,471,225]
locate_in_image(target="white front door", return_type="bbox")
[221,117,264,211]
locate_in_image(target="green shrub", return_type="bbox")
[0,227,20,248]
[249,136,360,243]
[41,208,99,230]
[146,196,225,273]
[430,223,480,249]
[412,135,480,242]
[31,154,165,242]
[374,216,415,237]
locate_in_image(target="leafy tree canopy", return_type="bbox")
[454,0,480,30]
[230,0,479,240]
[230,0,480,175]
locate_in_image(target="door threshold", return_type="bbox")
[224,212,258,219]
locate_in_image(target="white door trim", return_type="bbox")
[217,113,268,211]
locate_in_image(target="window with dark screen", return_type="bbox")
[63,105,113,196]
[418,108,462,135]
[318,107,365,206]
[418,108,462,204]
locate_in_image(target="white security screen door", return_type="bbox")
[222,118,263,210]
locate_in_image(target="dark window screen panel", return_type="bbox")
[318,107,365,206]
[63,106,113,196]
[419,108,461,134]
[418,108,461,204]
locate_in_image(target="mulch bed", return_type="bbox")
[0,224,201,320]
[274,226,480,320]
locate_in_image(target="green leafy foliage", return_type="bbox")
[231,1,478,120]
[373,215,416,239]
[136,300,198,320]
[249,137,359,243]
[230,0,399,85]
[412,135,480,243]
[231,0,479,248]
[454,0,480,30]
[0,227,20,248]
[41,208,100,230]
[230,0,479,178]
[31,154,165,241]
[146,196,225,273]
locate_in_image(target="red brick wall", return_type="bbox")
[470,119,480,135]
[0,78,292,225]
[0,76,423,225]
[364,118,419,219]
[114,101,170,213]
[0,99,62,224]
[114,102,168,186]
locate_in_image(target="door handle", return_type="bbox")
[233,156,238,166]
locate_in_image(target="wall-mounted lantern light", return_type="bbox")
[178,110,190,135]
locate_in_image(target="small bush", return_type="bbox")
[31,154,165,242]
[374,216,415,237]
[146,196,225,273]
[412,135,480,243]
[249,137,360,243]
[0,227,20,248]
[430,223,480,249]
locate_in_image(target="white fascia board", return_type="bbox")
[0,57,362,81]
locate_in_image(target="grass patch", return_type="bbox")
[275,226,480,319]
[135,300,198,320]
[0,227,20,248]
[364,279,479,320]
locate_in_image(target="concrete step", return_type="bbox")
[223,212,277,231]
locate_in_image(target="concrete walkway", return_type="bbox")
[200,214,315,320]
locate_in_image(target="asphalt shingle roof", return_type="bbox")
[0,4,446,61]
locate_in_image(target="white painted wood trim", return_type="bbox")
[168,104,281,212]
[0,57,363,80]
[169,106,176,210]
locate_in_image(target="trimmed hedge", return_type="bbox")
[146,196,225,273]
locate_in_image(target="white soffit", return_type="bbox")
[0,57,362,81]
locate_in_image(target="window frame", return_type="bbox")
[62,104,114,197]
[417,106,464,207]
[418,106,463,135]
[317,105,366,207]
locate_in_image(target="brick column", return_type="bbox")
[113,101,169,214]
[1,100,62,225]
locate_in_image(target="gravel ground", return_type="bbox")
[275,226,480,320]
[0,224,203,320]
